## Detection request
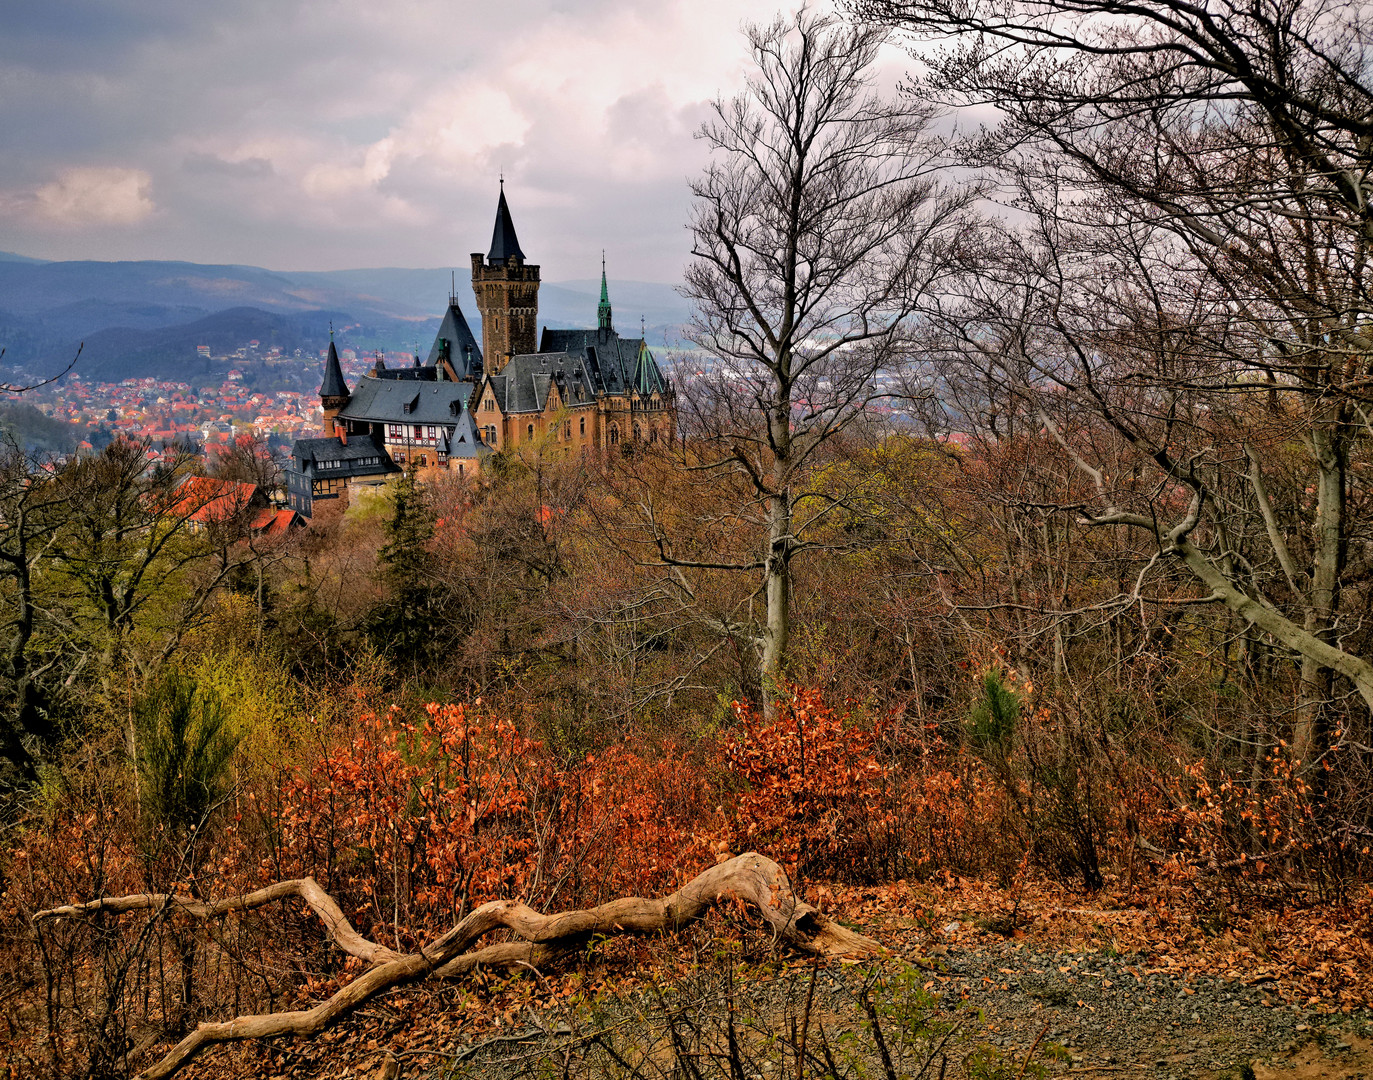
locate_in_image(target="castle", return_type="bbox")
[285,186,676,517]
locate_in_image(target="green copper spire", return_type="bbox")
[597,252,613,332]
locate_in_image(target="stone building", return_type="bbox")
[285,186,675,517]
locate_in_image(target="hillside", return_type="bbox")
[69,306,353,383]
[0,401,78,454]
[0,256,692,385]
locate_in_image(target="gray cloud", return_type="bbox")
[182,153,275,178]
[0,0,911,281]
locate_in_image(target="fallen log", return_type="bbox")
[34,851,883,1080]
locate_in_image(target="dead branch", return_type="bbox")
[0,344,82,394]
[33,852,883,1080]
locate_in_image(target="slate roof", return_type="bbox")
[337,375,477,425]
[488,186,525,265]
[425,300,483,379]
[446,409,489,459]
[292,432,398,479]
[485,351,601,415]
[536,328,669,397]
[320,340,349,398]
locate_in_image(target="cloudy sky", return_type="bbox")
[0,0,916,282]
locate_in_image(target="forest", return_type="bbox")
[2,1,1372,1078]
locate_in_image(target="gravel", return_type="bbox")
[438,942,1372,1080]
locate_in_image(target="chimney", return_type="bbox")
[338,426,347,446]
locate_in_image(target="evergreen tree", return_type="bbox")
[367,471,443,670]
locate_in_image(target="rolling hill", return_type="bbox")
[0,253,693,385]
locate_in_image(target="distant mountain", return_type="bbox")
[0,256,694,384]
[0,259,432,319]
[291,268,691,338]
[0,251,48,265]
[68,306,355,383]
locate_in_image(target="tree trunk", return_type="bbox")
[1294,413,1348,764]
[35,852,884,1080]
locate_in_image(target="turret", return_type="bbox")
[597,254,613,334]
[471,181,540,368]
[319,331,350,437]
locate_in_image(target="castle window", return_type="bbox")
[387,424,402,439]
[650,428,658,444]
[485,398,494,412]
[609,424,619,446]
[426,426,437,439]
[579,417,585,436]
[527,423,534,440]
[414,424,423,439]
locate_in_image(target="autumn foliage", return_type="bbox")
[722,688,893,883]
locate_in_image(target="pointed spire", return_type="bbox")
[488,183,525,265]
[320,335,348,399]
[598,252,613,332]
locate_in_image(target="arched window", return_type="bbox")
[633,424,642,442]
[609,424,619,446]
[579,416,585,436]
[650,427,658,444]
[527,423,534,440]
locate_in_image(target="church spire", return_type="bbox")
[597,251,613,332]
[487,180,525,266]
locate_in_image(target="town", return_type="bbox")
[21,343,400,457]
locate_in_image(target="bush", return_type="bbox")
[135,671,240,839]
[722,687,894,884]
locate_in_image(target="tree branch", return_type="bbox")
[36,853,884,1080]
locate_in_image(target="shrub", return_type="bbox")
[722,687,894,884]
[135,671,241,839]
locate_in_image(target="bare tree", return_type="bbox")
[208,432,282,491]
[618,10,972,712]
[862,0,1373,762]
[0,439,69,784]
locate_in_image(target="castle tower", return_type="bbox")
[471,183,540,367]
[319,331,350,436]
